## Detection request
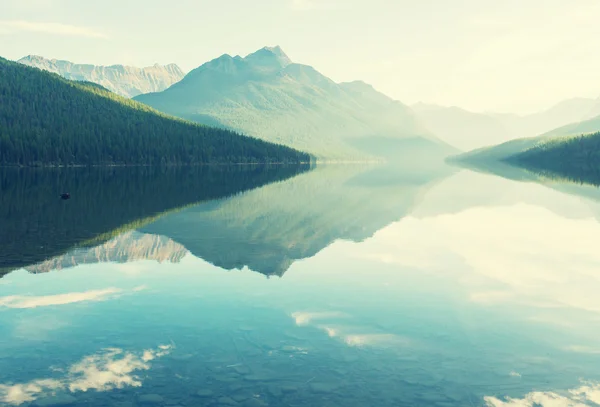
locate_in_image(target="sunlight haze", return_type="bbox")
[2,0,600,114]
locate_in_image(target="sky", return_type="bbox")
[1,0,600,114]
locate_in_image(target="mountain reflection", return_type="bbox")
[0,165,308,277]
[5,162,454,277]
[4,164,600,407]
[140,163,453,276]
[24,231,187,275]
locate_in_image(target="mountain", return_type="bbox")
[583,97,600,119]
[412,103,511,150]
[413,98,597,150]
[18,55,185,98]
[135,46,451,161]
[490,97,597,139]
[454,112,600,164]
[0,56,310,167]
[508,131,600,185]
[452,111,600,186]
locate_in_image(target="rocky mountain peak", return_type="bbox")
[244,45,292,69]
[17,55,185,98]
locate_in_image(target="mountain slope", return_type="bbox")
[491,97,597,139]
[452,112,600,186]
[454,112,600,164]
[18,55,185,98]
[135,46,450,161]
[413,98,597,150]
[412,103,511,150]
[508,131,600,185]
[0,56,310,166]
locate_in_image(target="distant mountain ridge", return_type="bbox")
[413,98,598,150]
[454,111,600,164]
[135,46,452,161]
[452,108,600,186]
[18,55,185,98]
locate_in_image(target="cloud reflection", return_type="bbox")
[0,345,172,405]
[484,381,600,407]
[357,204,600,315]
[291,311,346,326]
[293,311,409,348]
[0,286,146,309]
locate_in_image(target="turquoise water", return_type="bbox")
[2,166,600,406]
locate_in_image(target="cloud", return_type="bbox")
[0,286,146,309]
[0,20,108,39]
[290,0,340,11]
[484,381,600,407]
[0,345,173,405]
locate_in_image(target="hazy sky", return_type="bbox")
[1,0,600,114]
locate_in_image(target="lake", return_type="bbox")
[1,164,600,407]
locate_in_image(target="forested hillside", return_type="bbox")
[509,132,600,185]
[0,57,310,166]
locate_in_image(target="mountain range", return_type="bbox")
[452,108,600,186]
[413,98,600,150]
[18,55,185,98]
[455,112,600,162]
[13,46,600,165]
[18,47,600,158]
[0,56,309,167]
[134,46,452,161]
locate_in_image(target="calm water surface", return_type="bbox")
[1,164,600,407]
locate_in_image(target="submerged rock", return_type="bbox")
[241,398,268,407]
[267,386,282,398]
[280,384,299,394]
[233,365,251,375]
[309,382,340,394]
[138,394,164,405]
[196,389,214,397]
[217,396,238,405]
[32,394,77,406]
[229,384,246,392]
[232,394,251,402]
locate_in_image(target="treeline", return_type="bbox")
[0,57,311,166]
[509,132,600,186]
[0,165,309,276]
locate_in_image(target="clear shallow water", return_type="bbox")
[1,165,600,407]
